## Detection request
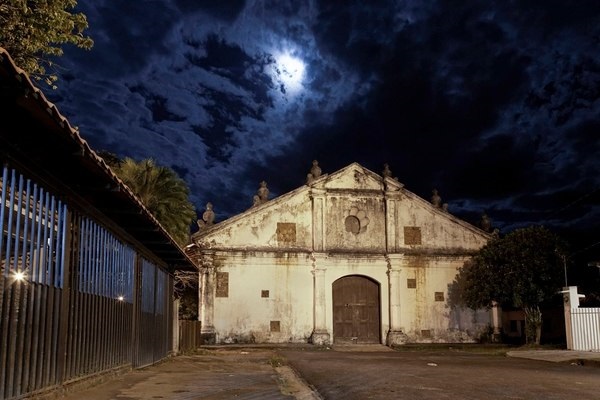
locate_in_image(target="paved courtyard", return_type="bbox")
[282,346,600,400]
[54,345,600,400]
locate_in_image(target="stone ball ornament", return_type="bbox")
[345,206,370,235]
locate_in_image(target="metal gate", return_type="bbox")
[332,275,380,344]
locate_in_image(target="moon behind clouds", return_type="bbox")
[271,53,305,94]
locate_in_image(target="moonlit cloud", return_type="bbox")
[47,0,599,252]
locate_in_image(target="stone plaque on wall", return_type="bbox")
[216,272,229,297]
[404,226,422,245]
[277,222,296,244]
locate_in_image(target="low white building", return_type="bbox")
[188,162,492,346]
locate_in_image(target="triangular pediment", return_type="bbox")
[190,161,490,253]
[312,162,385,191]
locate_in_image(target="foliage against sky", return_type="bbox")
[0,0,93,86]
[450,225,568,311]
[114,157,196,246]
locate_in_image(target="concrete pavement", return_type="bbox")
[50,346,319,400]
[506,349,600,365]
[41,344,600,400]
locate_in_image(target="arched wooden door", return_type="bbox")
[332,276,380,344]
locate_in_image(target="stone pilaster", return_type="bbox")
[199,254,216,344]
[386,254,407,346]
[309,188,326,252]
[310,253,330,345]
[384,182,402,253]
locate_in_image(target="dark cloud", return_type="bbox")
[185,34,274,107]
[174,0,245,19]
[65,1,181,76]
[447,134,538,198]
[44,0,599,257]
[128,85,186,123]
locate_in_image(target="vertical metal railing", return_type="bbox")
[0,163,177,400]
[0,166,68,398]
[570,308,600,352]
[133,257,173,368]
[64,216,135,379]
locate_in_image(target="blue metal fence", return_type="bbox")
[0,164,176,399]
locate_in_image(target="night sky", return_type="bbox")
[46,1,599,263]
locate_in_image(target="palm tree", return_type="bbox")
[114,157,196,246]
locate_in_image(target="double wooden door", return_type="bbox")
[332,276,380,344]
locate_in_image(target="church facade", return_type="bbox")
[188,162,492,346]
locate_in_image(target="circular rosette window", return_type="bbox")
[344,206,370,235]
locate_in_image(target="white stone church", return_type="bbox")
[187,162,493,346]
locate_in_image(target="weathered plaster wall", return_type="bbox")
[325,194,386,252]
[199,190,313,250]
[392,193,489,252]
[209,252,488,344]
[399,255,490,342]
[321,166,383,191]
[212,252,314,343]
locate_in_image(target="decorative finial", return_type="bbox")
[197,202,216,229]
[382,163,392,178]
[480,212,492,232]
[431,189,442,208]
[310,160,322,179]
[257,180,269,203]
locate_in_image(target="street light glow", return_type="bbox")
[13,271,27,282]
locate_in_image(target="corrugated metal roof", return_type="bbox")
[0,47,197,271]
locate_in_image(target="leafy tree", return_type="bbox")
[112,157,197,246]
[98,151,198,320]
[174,270,199,320]
[0,0,93,87]
[449,225,568,344]
[99,152,199,317]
